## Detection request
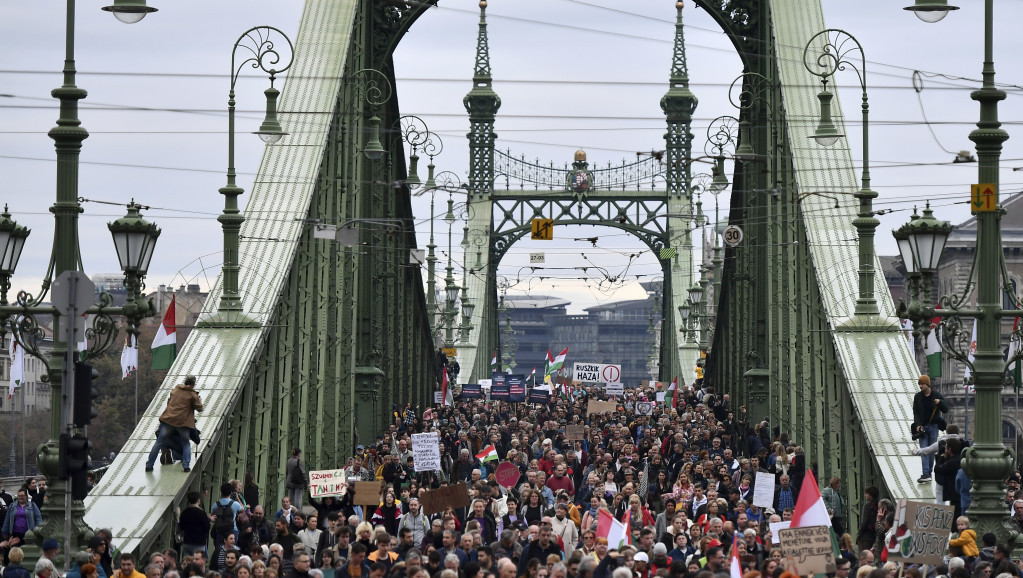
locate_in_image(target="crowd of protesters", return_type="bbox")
[17,374,1023,578]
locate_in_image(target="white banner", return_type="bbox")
[309,469,347,498]
[606,382,624,396]
[573,363,622,384]
[411,432,442,472]
[753,471,776,508]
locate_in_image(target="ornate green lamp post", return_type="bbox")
[898,0,1018,543]
[0,0,160,564]
[201,27,293,327]
[803,29,893,330]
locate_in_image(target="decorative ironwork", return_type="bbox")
[493,149,666,192]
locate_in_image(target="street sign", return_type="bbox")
[573,362,622,384]
[51,271,96,317]
[971,183,997,213]
[723,225,744,247]
[409,249,426,265]
[442,347,457,357]
[530,252,545,264]
[531,218,553,240]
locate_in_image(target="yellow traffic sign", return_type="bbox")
[442,348,457,357]
[971,183,997,213]
[531,218,554,240]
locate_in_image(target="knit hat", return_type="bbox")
[653,543,667,556]
[919,375,931,386]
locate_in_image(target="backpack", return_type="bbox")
[212,499,235,537]
[290,459,306,486]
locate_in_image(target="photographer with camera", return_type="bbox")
[912,375,948,485]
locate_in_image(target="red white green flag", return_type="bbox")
[151,296,177,370]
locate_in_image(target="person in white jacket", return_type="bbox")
[549,503,579,558]
[912,424,963,503]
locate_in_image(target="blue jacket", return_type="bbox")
[4,564,32,578]
[2,502,41,535]
[67,563,109,578]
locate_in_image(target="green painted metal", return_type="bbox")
[84,0,438,554]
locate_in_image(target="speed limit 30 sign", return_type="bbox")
[723,225,743,248]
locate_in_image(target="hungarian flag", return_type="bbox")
[597,508,629,549]
[8,334,23,400]
[791,471,831,528]
[729,535,743,578]
[441,367,453,407]
[120,334,138,379]
[925,306,942,378]
[964,318,978,384]
[1007,317,1022,393]
[529,366,536,385]
[901,319,915,357]
[152,296,177,370]
[491,352,497,367]
[667,377,679,408]
[476,444,498,463]
[546,347,568,376]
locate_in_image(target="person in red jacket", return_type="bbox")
[546,464,575,497]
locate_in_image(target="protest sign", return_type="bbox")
[492,373,506,387]
[565,424,586,440]
[656,392,665,402]
[495,462,520,489]
[433,391,442,404]
[411,432,441,472]
[419,482,471,515]
[753,471,776,508]
[353,481,383,506]
[528,388,551,404]
[479,379,492,389]
[459,383,483,399]
[889,500,956,565]
[573,363,622,384]
[490,384,510,400]
[507,374,527,402]
[768,521,791,545]
[635,401,653,415]
[778,525,836,575]
[309,469,347,498]
[605,382,625,396]
[587,400,618,415]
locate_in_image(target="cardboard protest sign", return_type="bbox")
[587,400,617,415]
[309,469,347,498]
[419,482,471,515]
[778,525,836,575]
[411,432,441,472]
[353,481,383,506]
[656,392,665,402]
[888,500,956,565]
[459,383,483,399]
[753,471,776,508]
[565,425,586,441]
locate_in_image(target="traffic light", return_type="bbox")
[59,432,92,500]
[73,362,99,427]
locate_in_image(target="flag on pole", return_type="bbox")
[8,335,24,400]
[925,306,943,378]
[76,317,89,354]
[596,508,629,549]
[901,319,915,357]
[667,377,679,409]
[529,366,536,386]
[152,296,177,370]
[964,318,978,390]
[1007,317,1022,393]
[120,334,138,379]
[729,535,743,578]
[546,347,568,376]
[790,471,832,528]
[441,367,453,407]
[491,352,497,367]
[476,444,498,462]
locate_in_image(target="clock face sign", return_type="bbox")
[571,170,590,193]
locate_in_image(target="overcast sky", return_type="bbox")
[3,0,1022,314]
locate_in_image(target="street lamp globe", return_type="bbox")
[461,300,475,320]
[108,202,161,274]
[904,203,952,273]
[678,304,690,321]
[688,283,704,306]
[254,87,287,144]
[892,209,920,275]
[101,0,158,24]
[0,207,30,277]
[445,285,460,305]
[811,88,844,147]
[904,0,960,23]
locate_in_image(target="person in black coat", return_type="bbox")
[935,437,963,520]
[517,527,562,577]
